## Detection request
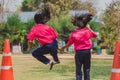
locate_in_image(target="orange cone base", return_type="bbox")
[110,72,120,80]
[0,68,14,80]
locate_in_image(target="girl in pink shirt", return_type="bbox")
[27,9,60,70]
[60,13,97,80]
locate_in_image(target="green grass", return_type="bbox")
[0,54,112,80]
[91,59,112,80]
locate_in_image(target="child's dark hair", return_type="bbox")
[72,13,93,28]
[34,8,51,24]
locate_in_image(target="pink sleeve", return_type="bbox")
[90,29,98,38]
[27,28,35,41]
[67,34,74,46]
[86,24,97,38]
[87,28,97,38]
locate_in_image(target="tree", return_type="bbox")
[100,0,120,54]
[21,0,97,18]
[47,15,76,42]
[21,0,75,18]
[3,14,27,49]
[0,22,5,52]
[21,0,33,11]
[72,0,97,15]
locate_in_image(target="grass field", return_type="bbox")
[0,54,113,80]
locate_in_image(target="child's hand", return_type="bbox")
[58,47,65,52]
[27,47,31,51]
[27,40,32,51]
[58,44,69,53]
[86,24,90,29]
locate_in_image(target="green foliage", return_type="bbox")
[100,25,117,54]
[47,15,76,41]
[89,20,101,32]
[58,16,75,40]
[47,18,60,32]
[21,0,33,11]
[21,0,75,18]
[21,0,44,11]
[25,18,35,32]
[101,1,120,54]
[4,14,26,44]
[0,22,5,52]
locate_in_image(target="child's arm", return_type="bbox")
[27,40,32,51]
[86,24,98,38]
[59,44,70,52]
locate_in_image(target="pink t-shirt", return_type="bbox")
[67,27,97,51]
[27,24,57,45]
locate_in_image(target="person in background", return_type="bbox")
[59,13,98,80]
[27,8,60,70]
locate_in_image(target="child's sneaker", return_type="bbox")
[54,61,60,64]
[49,61,54,70]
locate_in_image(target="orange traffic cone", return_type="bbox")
[110,40,120,80]
[0,39,14,80]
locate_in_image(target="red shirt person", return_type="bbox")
[59,13,97,80]
[27,24,57,45]
[67,24,97,51]
[27,10,60,70]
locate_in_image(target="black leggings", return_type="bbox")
[32,39,60,64]
[75,50,91,80]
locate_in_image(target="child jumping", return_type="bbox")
[27,9,60,70]
[59,13,98,80]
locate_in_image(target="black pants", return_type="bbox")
[75,50,91,80]
[32,39,60,64]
